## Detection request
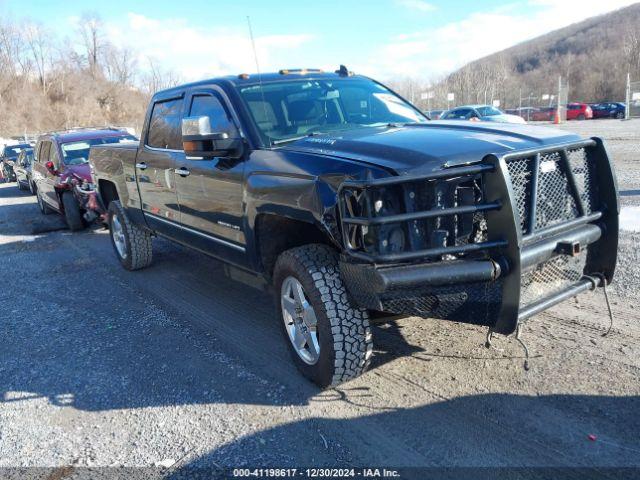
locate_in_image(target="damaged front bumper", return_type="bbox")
[73,183,107,223]
[338,138,619,335]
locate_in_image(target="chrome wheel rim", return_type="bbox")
[111,213,127,259]
[281,276,320,365]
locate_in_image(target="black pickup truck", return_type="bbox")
[90,67,619,387]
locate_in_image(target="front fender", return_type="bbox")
[242,149,396,271]
[244,171,341,268]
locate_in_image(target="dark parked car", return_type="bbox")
[590,102,626,119]
[90,68,618,388]
[32,128,138,230]
[1,143,32,182]
[14,148,36,193]
[426,109,444,120]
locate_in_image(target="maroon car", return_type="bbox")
[32,128,137,230]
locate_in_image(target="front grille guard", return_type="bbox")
[338,163,508,263]
[338,137,619,335]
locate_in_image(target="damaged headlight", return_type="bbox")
[340,172,488,259]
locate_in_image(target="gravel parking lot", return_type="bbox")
[0,119,639,478]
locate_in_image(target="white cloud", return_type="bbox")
[395,0,437,12]
[98,13,314,81]
[358,0,638,80]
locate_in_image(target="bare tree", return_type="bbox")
[24,22,50,93]
[77,13,104,78]
[623,24,640,78]
[104,45,137,85]
[141,58,182,96]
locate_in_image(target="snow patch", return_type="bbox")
[620,206,640,233]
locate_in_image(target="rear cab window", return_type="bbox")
[147,98,184,150]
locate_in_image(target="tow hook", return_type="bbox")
[556,240,581,256]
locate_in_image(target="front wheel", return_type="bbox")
[108,200,153,271]
[273,244,373,388]
[62,191,84,231]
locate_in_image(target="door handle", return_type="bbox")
[175,167,190,177]
[136,162,147,170]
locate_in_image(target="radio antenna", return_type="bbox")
[246,16,271,147]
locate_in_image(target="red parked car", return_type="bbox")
[566,103,593,121]
[531,107,556,122]
[32,128,137,230]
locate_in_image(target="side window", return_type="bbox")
[447,108,470,119]
[39,142,51,163]
[189,94,238,137]
[50,145,61,168]
[147,98,183,150]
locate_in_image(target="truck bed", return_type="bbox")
[90,142,139,178]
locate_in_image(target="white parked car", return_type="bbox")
[440,105,527,124]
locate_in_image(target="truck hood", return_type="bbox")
[279,121,582,175]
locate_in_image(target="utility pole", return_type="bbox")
[519,88,522,111]
[626,72,631,121]
[557,76,562,123]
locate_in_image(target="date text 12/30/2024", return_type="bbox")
[232,468,401,478]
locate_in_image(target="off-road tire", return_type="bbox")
[62,191,84,231]
[108,200,153,271]
[273,244,373,388]
[37,189,54,215]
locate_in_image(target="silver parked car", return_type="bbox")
[440,105,526,124]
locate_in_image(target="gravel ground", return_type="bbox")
[554,119,640,299]
[0,120,639,478]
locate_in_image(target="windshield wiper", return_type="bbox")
[272,135,307,146]
[272,131,327,146]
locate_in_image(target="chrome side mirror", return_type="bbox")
[181,116,243,159]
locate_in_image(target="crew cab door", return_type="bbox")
[136,95,183,235]
[173,88,247,265]
[33,141,59,209]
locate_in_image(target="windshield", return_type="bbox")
[238,78,427,146]
[476,106,503,117]
[61,135,137,165]
[3,145,31,158]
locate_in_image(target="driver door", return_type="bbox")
[174,88,247,264]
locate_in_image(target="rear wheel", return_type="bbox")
[108,200,153,271]
[578,114,586,121]
[273,244,373,388]
[37,189,54,215]
[62,191,84,231]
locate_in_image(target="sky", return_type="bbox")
[1,0,638,82]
